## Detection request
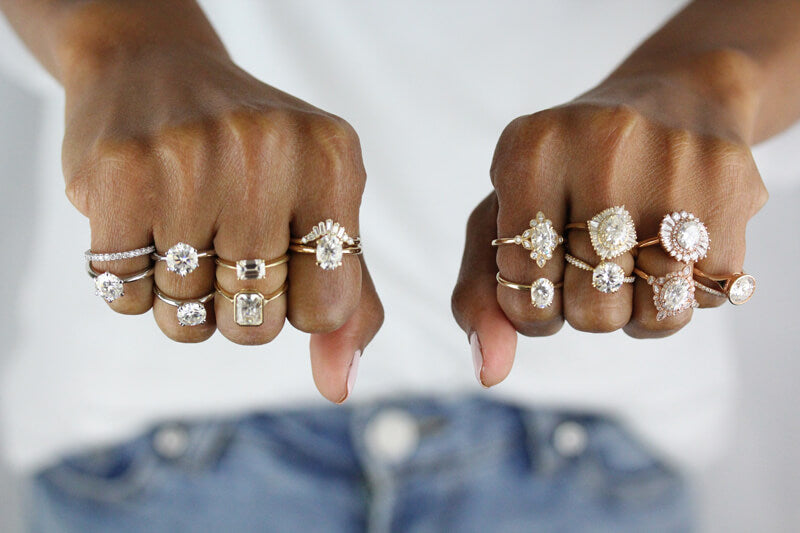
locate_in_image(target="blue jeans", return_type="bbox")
[30,397,693,532]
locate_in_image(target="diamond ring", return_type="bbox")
[152,243,216,277]
[634,265,699,321]
[86,263,155,302]
[85,245,155,263]
[491,211,564,268]
[565,253,635,293]
[289,220,362,270]
[153,286,214,326]
[637,211,710,263]
[693,267,756,305]
[215,254,290,280]
[496,272,562,309]
[565,206,638,260]
[214,281,288,326]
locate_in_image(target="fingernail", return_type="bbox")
[339,350,361,403]
[470,332,487,388]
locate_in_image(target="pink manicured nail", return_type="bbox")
[470,332,486,387]
[346,350,361,398]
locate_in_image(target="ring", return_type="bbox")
[215,255,289,280]
[215,281,288,326]
[153,286,214,326]
[693,280,727,298]
[633,265,698,321]
[693,267,756,305]
[637,211,709,263]
[85,245,155,263]
[86,263,154,302]
[496,272,562,309]
[565,253,635,293]
[565,206,637,260]
[289,219,362,270]
[491,211,564,267]
[152,243,216,277]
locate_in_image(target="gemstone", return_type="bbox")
[176,302,206,326]
[592,261,626,293]
[95,272,124,302]
[519,212,562,267]
[728,274,755,305]
[530,278,556,308]
[649,265,697,320]
[234,291,263,326]
[165,243,199,277]
[587,206,637,259]
[236,259,266,280]
[316,234,344,270]
[659,212,709,262]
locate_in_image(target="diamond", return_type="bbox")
[176,302,206,326]
[648,265,698,320]
[530,278,556,308]
[587,206,637,259]
[236,259,266,280]
[516,212,563,267]
[728,274,755,305]
[659,212,709,262]
[234,291,263,326]
[316,234,344,270]
[94,272,124,302]
[165,243,199,277]
[592,261,627,293]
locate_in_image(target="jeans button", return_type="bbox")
[364,409,420,464]
[152,424,189,460]
[552,420,588,458]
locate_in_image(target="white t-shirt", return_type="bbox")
[0,0,793,473]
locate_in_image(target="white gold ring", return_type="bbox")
[85,245,155,263]
[153,286,214,326]
[152,243,216,277]
[86,263,154,302]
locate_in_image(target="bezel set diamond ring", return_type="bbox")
[289,219,362,270]
[215,281,288,327]
[492,211,564,268]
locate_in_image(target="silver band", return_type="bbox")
[153,287,214,307]
[86,263,155,283]
[85,245,155,263]
[151,250,215,261]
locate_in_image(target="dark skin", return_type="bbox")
[1,1,798,396]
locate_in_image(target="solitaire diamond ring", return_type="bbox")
[289,219,362,270]
[86,263,154,303]
[215,281,288,326]
[492,211,564,268]
[153,286,214,326]
[566,206,638,260]
[637,211,710,263]
[565,253,635,294]
[215,254,290,280]
[152,243,216,277]
[85,245,155,263]
[496,272,562,309]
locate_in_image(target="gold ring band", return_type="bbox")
[564,253,635,293]
[214,280,288,326]
[496,272,562,309]
[496,273,563,291]
[491,212,563,268]
[216,254,289,270]
[214,280,288,304]
[288,244,363,255]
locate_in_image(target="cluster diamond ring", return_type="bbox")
[87,263,154,303]
[215,254,289,280]
[496,272,562,309]
[215,281,288,326]
[289,219,362,270]
[153,286,214,326]
[634,265,699,321]
[85,245,155,263]
[637,211,710,263]
[492,211,564,268]
[566,206,638,260]
[565,253,634,294]
[152,243,216,277]
[693,267,756,305]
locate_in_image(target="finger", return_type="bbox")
[310,256,383,403]
[152,224,217,343]
[89,217,154,315]
[563,207,635,333]
[452,193,518,388]
[213,208,289,346]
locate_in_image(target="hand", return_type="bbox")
[452,62,768,387]
[62,5,382,403]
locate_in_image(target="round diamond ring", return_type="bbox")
[289,220,362,271]
[86,263,154,303]
[565,253,635,294]
[153,286,214,326]
[491,211,564,268]
[152,243,216,277]
[638,211,709,263]
[694,267,756,305]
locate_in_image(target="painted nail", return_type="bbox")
[470,332,487,388]
[343,350,361,401]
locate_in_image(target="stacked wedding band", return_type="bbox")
[493,211,563,307]
[215,254,289,326]
[289,219,362,270]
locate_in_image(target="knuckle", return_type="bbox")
[302,114,366,194]
[491,112,562,190]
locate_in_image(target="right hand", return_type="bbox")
[62,3,383,403]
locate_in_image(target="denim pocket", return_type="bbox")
[39,434,160,504]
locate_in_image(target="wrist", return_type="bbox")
[577,48,762,144]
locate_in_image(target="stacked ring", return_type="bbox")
[633,265,699,321]
[492,211,563,267]
[693,268,756,305]
[87,263,154,302]
[565,253,635,294]
[153,286,214,326]
[215,254,289,280]
[85,245,155,263]
[496,272,562,309]
[289,219,362,270]
[215,281,288,326]
[152,243,216,277]
[637,211,710,263]
[566,206,638,260]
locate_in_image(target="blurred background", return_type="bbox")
[1,1,799,531]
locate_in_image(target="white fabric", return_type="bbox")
[0,0,795,474]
